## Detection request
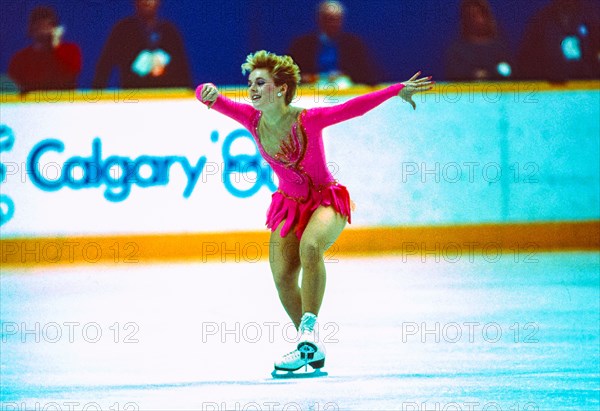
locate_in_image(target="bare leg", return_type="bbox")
[269,221,302,329]
[299,206,347,316]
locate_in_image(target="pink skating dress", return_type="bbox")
[196,83,405,239]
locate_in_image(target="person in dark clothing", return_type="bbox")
[8,6,82,93]
[93,0,193,89]
[517,0,600,81]
[287,0,381,86]
[445,0,513,81]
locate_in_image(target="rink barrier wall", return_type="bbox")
[2,80,600,103]
[1,80,598,267]
[1,221,598,267]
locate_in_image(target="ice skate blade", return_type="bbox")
[271,368,328,379]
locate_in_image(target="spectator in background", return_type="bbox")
[8,6,82,93]
[517,0,600,81]
[287,0,381,87]
[93,0,192,89]
[445,0,513,81]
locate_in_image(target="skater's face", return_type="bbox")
[248,68,285,109]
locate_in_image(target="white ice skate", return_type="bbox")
[271,346,326,379]
[271,313,327,379]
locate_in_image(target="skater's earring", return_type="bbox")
[277,91,283,97]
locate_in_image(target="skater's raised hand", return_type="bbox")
[399,71,434,110]
[200,83,219,109]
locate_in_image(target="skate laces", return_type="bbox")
[282,350,301,360]
[299,312,317,333]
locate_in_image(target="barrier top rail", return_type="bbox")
[1,80,599,104]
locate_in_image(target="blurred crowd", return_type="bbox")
[5,0,600,94]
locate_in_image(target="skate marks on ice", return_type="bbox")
[1,253,599,409]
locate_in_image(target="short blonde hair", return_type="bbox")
[241,50,301,105]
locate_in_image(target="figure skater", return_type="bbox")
[197,50,433,375]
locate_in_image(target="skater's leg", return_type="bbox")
[273,209,345,375]
[299,206,347,316]
[269,220,302,329]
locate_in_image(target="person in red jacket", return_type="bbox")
[8,6,82,93]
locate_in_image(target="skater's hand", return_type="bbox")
[200,83,218,109]
[399,71,434,110]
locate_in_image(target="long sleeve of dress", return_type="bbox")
[307,83,404,128]
[195,83,257,129]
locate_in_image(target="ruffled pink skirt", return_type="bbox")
[266,182,353,239]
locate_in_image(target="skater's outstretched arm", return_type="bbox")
[196,83,257,128]
[309,72,434,128]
